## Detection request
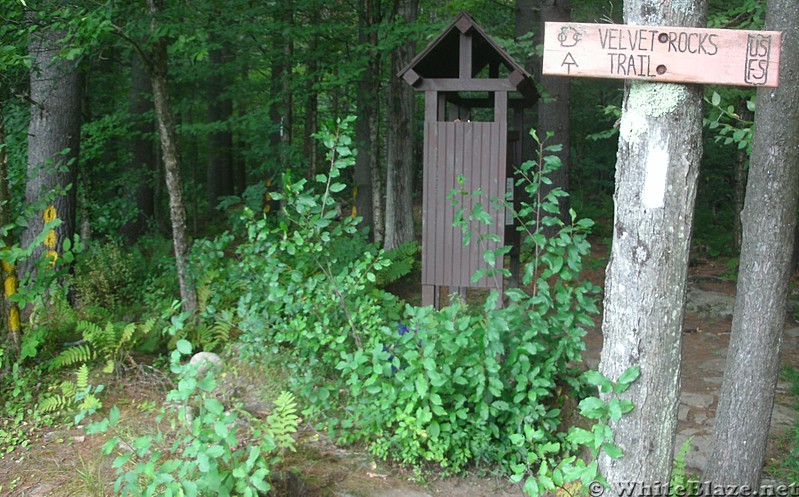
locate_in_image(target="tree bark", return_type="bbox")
[598,0,705,487]
[384,0,418,251]
[538,0,571,221]
[704,0,799,487]
[269,4,294,169]
[732,97,751,254]
[354,0,380,240]
[121,52,156,242]
[0,96,21,358]
[147,0,198,314]
[303,23,320,176]
[207,45,234,217]
[20,17,83,281]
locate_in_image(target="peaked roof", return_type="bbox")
[398,11,538,103]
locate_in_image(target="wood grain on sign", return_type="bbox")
[543,22,782,87]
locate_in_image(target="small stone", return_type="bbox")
[190,351,223,375]
[678,405,690,422]
[784,327,799,338]
[694,412,708,424]
[704,376,723,384]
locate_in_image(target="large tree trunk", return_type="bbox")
[703,0,799,486]
[121,52,156,242]
[147,0,198,314]
[384,0,418,251]
[207,45,234,217]
[20,18,83,281]
[354,0,380,240]
[598,0,705,487]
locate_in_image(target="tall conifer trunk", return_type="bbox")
[121,53,156,242]
[384,0,418,250]
[21,15,83,281]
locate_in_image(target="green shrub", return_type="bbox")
[73,239,137,310]
[189,120,601,481]
[87,340,299,496]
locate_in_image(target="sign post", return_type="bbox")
[543,22,782,87]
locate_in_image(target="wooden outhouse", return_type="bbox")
[399,11,539,308]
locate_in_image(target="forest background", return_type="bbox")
[1,0,795,495]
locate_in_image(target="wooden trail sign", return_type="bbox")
[543,22,782,87]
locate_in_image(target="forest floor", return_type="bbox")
[1,242,798,496]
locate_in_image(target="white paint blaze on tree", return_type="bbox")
[598,0,705,488]
[704,0,799,487]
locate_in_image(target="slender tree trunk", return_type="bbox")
[538,0,571,221]
[303,23,320,176]
[207,45,234,217]
[269,5,294,169]
[354,0,380,239]
[121,53,156,242]
[598,0,705,487]
[0,97,20,359]
[20,17,83,281]
[704,0,799,486]
[147,0,198,314]
[384,0,418,250]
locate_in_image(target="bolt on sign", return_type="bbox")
[543,22,782,87]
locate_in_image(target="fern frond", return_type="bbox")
[76,364,90,392]
[377,241,420,286]
[266,391,299,451]
[39,394,72,413]
[141,318,156,335]
[209,320,231,343]
[59,379,77,397]
[119,322,136,346]
[77,393,102,412]
[47,344,95,371]
[77,320,103,345]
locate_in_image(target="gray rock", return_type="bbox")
[699,357,727,372]
[681,392,715,409]
[785,327,799,338]
[678,405,690,422]
[190,351,223,375]
[769,403,797,432]
[685,288,736,320]
[704,376,723,384]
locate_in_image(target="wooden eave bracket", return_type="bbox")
[402,68,422,87]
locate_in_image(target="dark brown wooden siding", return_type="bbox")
[422,121,507,289]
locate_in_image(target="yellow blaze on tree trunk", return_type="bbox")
[1,258,20,335]
[43,205,58,265]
